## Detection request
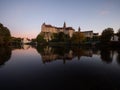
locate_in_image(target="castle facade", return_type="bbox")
[41,22,75,41]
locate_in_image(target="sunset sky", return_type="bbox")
[0,0,120,39]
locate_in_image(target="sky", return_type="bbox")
[0,0,120,39]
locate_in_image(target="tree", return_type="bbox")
[92,36,100,41]
[117,28,120,41]
[36,33,46,43]
[31,38,37,42]
[71,32,85,44]
[101,28,114,42]
[51,33,59,42]
[51,32,70,42]
[0,23,11,45]
[9,37,22,46]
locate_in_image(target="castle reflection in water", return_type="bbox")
[0,45,120,66]
[36,45,120,64]
[37,46,94,64]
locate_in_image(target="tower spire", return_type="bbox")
[43,22,45,25]
[63,22,66,28]
[78,27,81,32]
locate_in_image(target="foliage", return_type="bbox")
[71,32,85,44]
[10,37,22,42]
[117,28,120,41]
[0,23,11,45]
[36,33,46,43]
[9,37,22,45]
[51,32,70,42]
[100,28,114,42]
[92,36,100,41]
[51,33,59,42]
[83,37,92,43]
[31,38,37,42]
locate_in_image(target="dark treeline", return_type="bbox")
[99,28,120,47]
[0,23,22,46]
[0,23,35,46]
[0,23,11,46]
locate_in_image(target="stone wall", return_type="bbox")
[41,23,75,41]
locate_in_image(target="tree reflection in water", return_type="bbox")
[0,45,31,67]
[36,46,72,64]
[100,48,113,63]
[117,50,120,65]
[0,47,11,66]
[36,46,120,65]
[0,45,119,66]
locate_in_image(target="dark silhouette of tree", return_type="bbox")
[36,33,46,43]
[51,33,59,42]
[101,28,114,42]
[51,32,70,42]
[0,23,11,45]
[10,37,22,45]
[92,36,100,41]
[117,28,120,42]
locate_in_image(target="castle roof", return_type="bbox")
[93,33,99,35]
[56,27,63,29]
[81,30,93,33]
[43,23,75,30]
[44,24,53,28]
[66,27,75,30]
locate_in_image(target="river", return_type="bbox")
[0,45,120,89]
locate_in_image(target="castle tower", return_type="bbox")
[43,22,45,25]
[78,27,81,32]
[42,22,45,28]
[41,22,45,32]
[63,22,66,28]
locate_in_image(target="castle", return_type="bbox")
[40,22,99,41]
[41,22,75,41]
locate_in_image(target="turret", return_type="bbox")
[42,22,45,26]
[78,27,81,32]
[63,22,66,28]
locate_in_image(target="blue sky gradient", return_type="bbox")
[0,0,120,38]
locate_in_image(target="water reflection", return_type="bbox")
[0,47,11,66]
[0,45,33,67]
[0,45,120,66]
[37,46,72,64]
[37,46,96,64]
[72,47,93,60]
[117,50,120,65]
[100,49,113,63]
[36,46,120,64]
[0,45,120,89]
[11,44,31,50]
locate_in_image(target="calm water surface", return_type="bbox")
[0,45,120,90]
